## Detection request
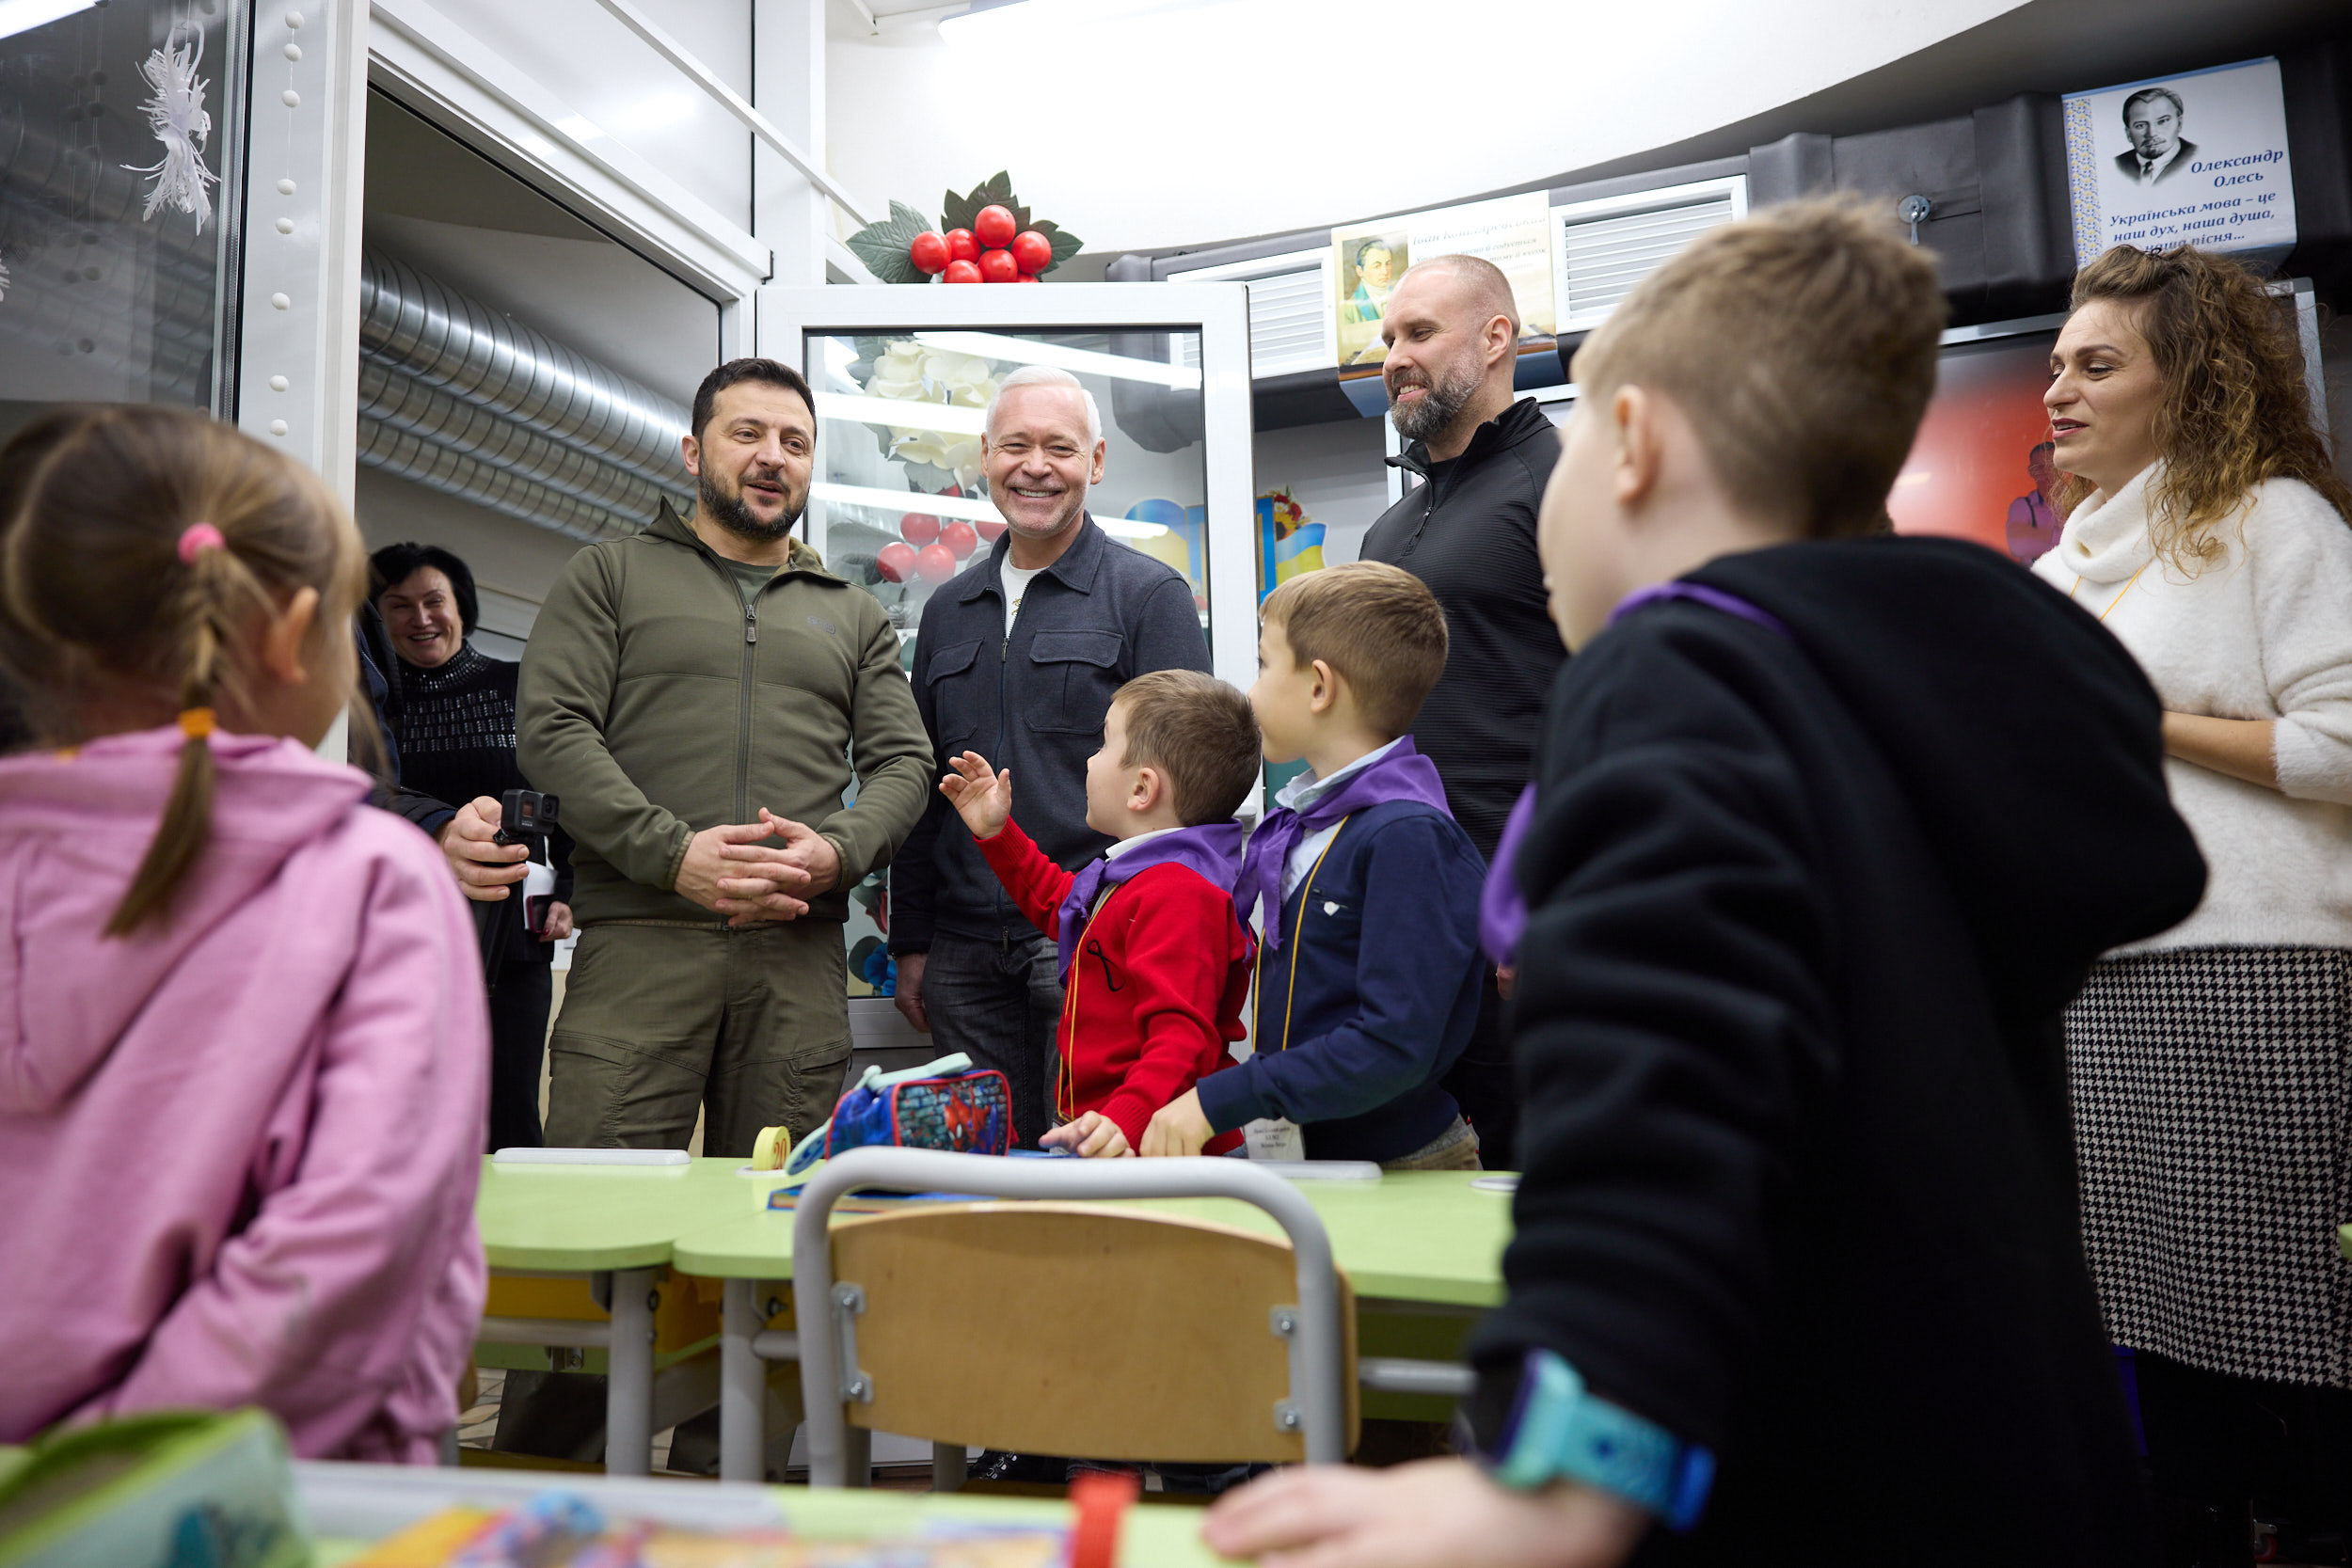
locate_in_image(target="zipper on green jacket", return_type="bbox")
[737,593,757,826]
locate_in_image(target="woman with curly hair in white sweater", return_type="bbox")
[2036,243,2352,1566]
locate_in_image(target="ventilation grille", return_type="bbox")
[1555,180,1744,331]
[1168,246,1331,379]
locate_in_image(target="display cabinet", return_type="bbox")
[755,282,1255,1015]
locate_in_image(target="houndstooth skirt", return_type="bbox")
[2068,946,2352,1388]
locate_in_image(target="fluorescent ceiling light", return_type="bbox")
[814,391,988,437]
[813,483,1004,527]
[0,0,99,43]
[809,482,1168,539]
[911,331,1201,391]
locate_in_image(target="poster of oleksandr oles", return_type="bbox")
[2063,57,2297,265]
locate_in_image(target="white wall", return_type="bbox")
[421,0,755,230]
[827,0,2026,256]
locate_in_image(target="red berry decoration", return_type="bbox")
[908,230,949,275]
[1010,230,1052,276]
[945,229,979,263]
[914,542,958,583]
[943,259,982,284]
[876,541,916,583]
[977,248,1019,284]
[899,512,941,546]
[975,515,1008,543]
[941,519,979,559]
[973,204,1017,249]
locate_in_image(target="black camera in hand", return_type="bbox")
[475,787,561,990]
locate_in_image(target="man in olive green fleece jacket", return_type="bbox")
[517,361,932,1155]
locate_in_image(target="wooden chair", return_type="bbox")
[766,1148,1359,1486]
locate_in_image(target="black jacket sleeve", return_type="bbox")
[1467,635,1838,1452]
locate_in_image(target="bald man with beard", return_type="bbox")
[1359,255,1563,1171]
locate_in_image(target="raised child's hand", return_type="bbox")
[1139,1088,1215,1158]
[1041,1111,1133,1159]
[937,751,1013,841]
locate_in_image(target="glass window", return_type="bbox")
[0,0,246,442]
[806,327,1211,675]
[807,326,1210,1001]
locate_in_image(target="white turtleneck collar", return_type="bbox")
[2054,462,2163,584]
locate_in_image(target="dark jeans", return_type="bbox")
[486,958,551,1153]
[2136,1349,2352,1566]
[920,930,1061,1149]
[1440,967,1517,1170]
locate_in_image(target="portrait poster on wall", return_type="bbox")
[2063,57,2297,265]
[1331,192,1555,369]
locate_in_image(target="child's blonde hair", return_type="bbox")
[1259,562,1448,739]
[0,406,369,935]
[1572,195,1947,540]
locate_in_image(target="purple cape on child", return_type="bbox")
[1236,739,1454,951]
[1479,580,1794,967]
[1055,821,1248,985]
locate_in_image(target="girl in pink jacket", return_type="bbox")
[0,407,488,1463]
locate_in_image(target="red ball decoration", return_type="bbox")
[945,229,979,263]
[914,542,958,583]
[941,519,979,559]
[909,231,949,275]
[977,248,1019,284]
[899,512,941,546]
[1016,273,1040,282]
[942,259,983,284]
[1010,230,1052,276]
[876,541,916,583]
[973,204,1017,249]
[975,515,1008,542]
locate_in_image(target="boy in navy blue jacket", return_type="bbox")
[1138,562,1486,1167]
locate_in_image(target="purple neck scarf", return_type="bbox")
[1480,579,1791,967]
[1237,739,1454,951]
[1056,820,1248,986]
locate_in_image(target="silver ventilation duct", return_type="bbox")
[357,418,644,543]
[357,359,679,523]
[358,249,691,497]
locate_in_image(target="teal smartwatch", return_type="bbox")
[1476,1349,1714,1532]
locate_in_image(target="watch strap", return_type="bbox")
[1487,1350,1714,1532]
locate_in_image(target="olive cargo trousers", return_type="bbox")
[544,921,854,1158]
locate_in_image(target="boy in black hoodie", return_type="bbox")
[1203,201,2204,1565]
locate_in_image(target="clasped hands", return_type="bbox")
[439,799,837,927]
[675,809,841,926]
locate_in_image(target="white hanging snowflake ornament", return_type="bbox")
[124,25,219,232]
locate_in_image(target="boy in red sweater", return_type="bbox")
[937,670,1263,1157]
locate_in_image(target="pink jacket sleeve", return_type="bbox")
[87,834,490,1461]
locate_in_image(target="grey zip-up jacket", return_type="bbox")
[890,517,1211,953]
[517,502,932,927]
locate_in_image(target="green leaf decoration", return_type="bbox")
[1029,219,1084,274]
[846,199,938,284]
[941,170,1018,236]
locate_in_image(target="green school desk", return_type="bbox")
[472,1155,750,1476]
[667,1168,1516,1481]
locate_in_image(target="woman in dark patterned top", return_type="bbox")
[373,543,574,1151]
